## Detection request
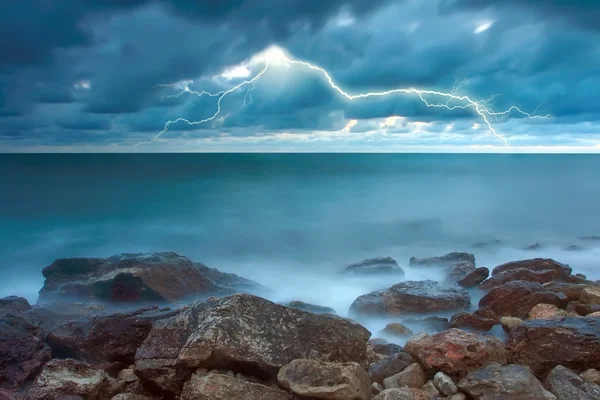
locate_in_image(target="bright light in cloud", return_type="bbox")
[445,123,454,132]
[474,20,494,34]
[222,65,251,80]
[343,119,358,132]
[473,123,480,130]
[250,46,288,66]
[335,12,355,27]
[382,116,403,127]
[73,80,91,90]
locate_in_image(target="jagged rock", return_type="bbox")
[343,257,404,276]
[507,317,600,376]
[39,252,264,304]
[372,388,431,400]
[278,359,370,400]
[421,381,439,397]
[182,373,290,400]
[369,352,415,385]
[500,317,523,333]
[545,365,600,400]
[528,303,573,319]
[135,294,371,396]
[349,280,470,316]
[47,306,177,365]
[369,340,403,357]
[433,372,457,396]
[543,282,592,301]
[457,267,489,288]
[480,268,562,289]
[491,258,572,279]
[580,287,600,304]
[580,369,600,385]
[409,252,475,267]
[404,329,506,379]
[383,363,425,389]
[458,363,555,400]
[446,262,476,283]
[380,323,413,337]
[479,281,568,318]
[26,359,122,400]
[450,312,496,331]
[283,301,336,315]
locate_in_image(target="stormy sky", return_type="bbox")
[1,0,599,152]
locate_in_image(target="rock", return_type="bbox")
[380,323,413,337]
[369,352,415,385]
[283,301,336,315]
[450,312,496,331]
[0,390,15,400]
[480,268,562,289]
[118,368,138,383]
[278,359,370,400]
[472,239,502,249]
[404,328,506,379]
[446,262,476,283]
[507,317,600,376]
[457,267,489,288]
[433,372,457,396]
[372,382,384,395]
[479,281,568,318]
[182,373,290,400]
[349,280,470,316]
[0,314,51,388]
[580,286,600,304]
[26,359,122,400]
[135,294,371,396]
[574,303,600,316]
[500,316,523,333]
[449,394,467,400]
[111,395,155,400]
[369,340,403,357]
[543,282,592,301]
[421,381,439,397]
[39,252,264,304]
[580,369,600,385]
[383,363,425,389]
[566,245,584,251]
[545,365,600,400]
[47,307,177,365]
[458,363,555,400]
[372,388,431,400]
[588,311,600,317]
[528,303,573,319]
[0,296,31,316]
[343,257,404,275]
[491,258,572,279]
[409,252,475,268]
[403,316,451,333]
[525,243,542,250]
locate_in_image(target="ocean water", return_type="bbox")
[1,153,600,334]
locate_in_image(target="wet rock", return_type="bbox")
[349,280,470,316]
[372,388,431,400]
[409,252,475,268]
[543,282,592,301]
[433,372,457,396]
[457,363,555,400]
[380,323,413,337]
[135,294,371,396]
[26,359,122,400]
[545,365,600,400]
[507,317,600,376]
[39,252,264,304]
[457,267,489,288]
[446,262,476,283]
[580,369,600,385]
[450,312,497,331]
[383,363,425,389]
[278,359,370,400]
[404,329,506,379]
[283,301,336,315]
[492,258,572,279]
[528,303,573,319]
[343,257,405,276]
[479,281,568,318]
[182,373,290,400]
[580,286,600,304]
[480,268,561,289]
[500,316,523,333]
[0,296,31,316]
[369,352,415,385]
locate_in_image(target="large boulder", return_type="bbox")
[134,294,371,396]
[349,280,470,316]
[528,303,573,320]
[278,359,370,400]
[26,359,122,400]
[39,252,264,304]
[457,268,489,288]
[181,373,290,400]
[404,329,506,379]
[580,287,600,305]
[491,258,572,279]
[480,268,562,289]
[545,365,600,400]
[478,281,568,318]
[368,352,415,385]
[409,253,475,268]
[457,363,556,400]
[343,257,404,276]
[507,317,600,377]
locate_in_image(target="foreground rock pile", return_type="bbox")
[1,251,600,399]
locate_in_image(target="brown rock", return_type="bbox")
[580,286,600,305]
[278,359,370,400]
[580,369,600,385]
[480,268,561,289]
[383,363,425,389]
[368,352,415,385]
[349,280,470,316]
[492,258,572,279]
[182,373,290,400]
[380,323,413,337]
[574,303,600,316]
[450,312,497,331]
[479,281,568,318]
[543,282,591,301]
[446,262,476,283]
[457,267,489,288]
[500,316,523,333]
[372,387,431,400]
[507,317,600,376]
[404,329,506,379]
[283,301,336,315]
[528,303,573,319]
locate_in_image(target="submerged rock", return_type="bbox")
[545,365,600,400]
[181,373,290,400]
[349,280,470,316]
[457,267,489,288]
[39,252,265,304]
[472,239,503,249]
[343,257,404,276]
[446,262,476,283]
[409,252,475,268]
[379,323,413,337]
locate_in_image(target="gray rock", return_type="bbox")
[343,257,405,276]
[372,382,384,395]
[409,252,475,267]
[421,381,439,398]
[580,369,600,385]
[283,301,336,315]
[181,373,290,400]
[372,388,432,400]
[433,372,457,396]
[369,352,415,385]
[545,365,600,400]
[457,267,489,288]
[383,363,425,389]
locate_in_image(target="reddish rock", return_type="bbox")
[528,303,573,319]
[450,312,497,331]
[491,258,572,279]
[457,268,489,288]
[479,281,568,318]
[575,303,600,316]
[404,329,506,379]
[480,268,561,289]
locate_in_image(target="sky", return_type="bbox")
[1,0,600,153]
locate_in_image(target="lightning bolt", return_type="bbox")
[137,47,550,149]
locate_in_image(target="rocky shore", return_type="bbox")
[1,251,600,399]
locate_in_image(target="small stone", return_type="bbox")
[500,316,523,332]
[433,372,458,396]
[369,352,415,385]
[580,287,600,305]
[383,363,425,389]
[449,394,467,400]
[421,381,439,397]
[118,368,138,383]
[372,382,384,395]
[581,369,600,385]
[226,370,234,377]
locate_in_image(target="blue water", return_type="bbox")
[1,153,600,318]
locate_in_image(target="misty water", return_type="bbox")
[2,153,600,341]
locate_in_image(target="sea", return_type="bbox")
[1,153,599,336]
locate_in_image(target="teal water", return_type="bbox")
[1,153,600,304]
